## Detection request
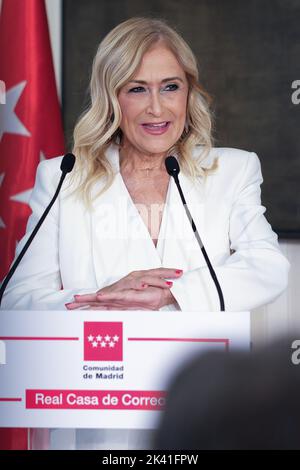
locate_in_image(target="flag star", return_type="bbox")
[0,81,31,141]
[104,335,111,342]
[113,335,119,342]
[8,151,46,207]
[92,341,98,348]
[109,341,115,348]
[0,173,6,229]
[87,335,94,342]
[100,341,106,348]
[96,335,102,342]
[10,187,32,204]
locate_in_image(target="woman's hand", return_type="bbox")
[65,268,182,310]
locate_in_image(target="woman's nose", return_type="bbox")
[146,90,163,116]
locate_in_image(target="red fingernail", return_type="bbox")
[175,270,183,274]
[166,281,173,286]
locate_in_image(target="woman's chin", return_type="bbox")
[136,140,177,156]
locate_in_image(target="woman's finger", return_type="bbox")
[65,303,90,310]
[65,302,91,309]
[66,303,110,310]
[96,289,160,309]
[73,293,98,302]
[141,268,183,279]
[66,300,126,310]
[96,290,134,302]
[69,286,164,310]
[133,275,173,289]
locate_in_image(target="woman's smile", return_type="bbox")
[141,121,171,135]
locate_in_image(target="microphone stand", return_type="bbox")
[0,153,76,306]
[165,156,225,311]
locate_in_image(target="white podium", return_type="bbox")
[0,310,250,449]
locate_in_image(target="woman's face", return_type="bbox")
[118,44,189,157]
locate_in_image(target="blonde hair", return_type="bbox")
[71,17,217,208]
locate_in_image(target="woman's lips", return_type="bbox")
[141,121,170,135]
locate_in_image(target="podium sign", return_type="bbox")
[0,310,250,429]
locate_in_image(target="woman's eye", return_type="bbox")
[164,83,179,91]
[128,86,145,93]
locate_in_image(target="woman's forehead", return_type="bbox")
[131,46,186,81]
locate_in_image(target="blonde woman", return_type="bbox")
[2,17,289,313]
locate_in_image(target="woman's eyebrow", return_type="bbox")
[128,76,185,84]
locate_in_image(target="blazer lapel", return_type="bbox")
[161,172,207,271]
[90,146,162,288]
[90,145,224,288]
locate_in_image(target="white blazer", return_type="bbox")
[2,144,290,312]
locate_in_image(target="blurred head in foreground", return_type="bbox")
[154,338,300,450]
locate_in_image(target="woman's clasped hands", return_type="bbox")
[65,268,183,310]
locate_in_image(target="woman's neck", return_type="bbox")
[119,146,167,172]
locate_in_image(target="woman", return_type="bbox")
[2,17,289,312]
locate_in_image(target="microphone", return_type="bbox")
[165,155,225,311]
[0,153,76,306]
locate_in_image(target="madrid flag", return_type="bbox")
[0,0,65,449]
[0,0,65,281]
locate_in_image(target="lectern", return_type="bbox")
[0,310,250,449]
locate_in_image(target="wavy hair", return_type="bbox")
[70,17,217,208]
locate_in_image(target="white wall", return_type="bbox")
[45,0,62,98]
[252,240,300,347]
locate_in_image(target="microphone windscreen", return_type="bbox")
[165,155,180,176]
[60,153,76,173]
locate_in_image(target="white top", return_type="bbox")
[1,144,290,312]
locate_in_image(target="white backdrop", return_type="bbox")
[251,240,300,346]
[45,0,62,99]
